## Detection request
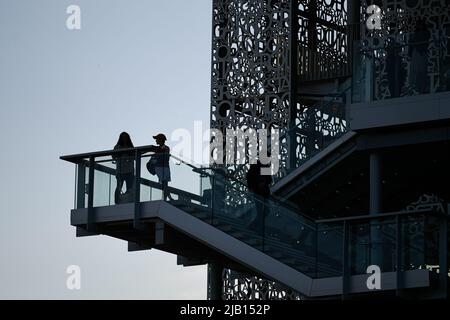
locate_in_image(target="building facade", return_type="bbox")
[62,0,450,300]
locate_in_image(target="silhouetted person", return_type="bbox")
[152,133,172,201]
[246,161,272,233]
[247,161,272,198]
[113,132,135,204]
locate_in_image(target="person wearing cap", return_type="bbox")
[152,133,172,200]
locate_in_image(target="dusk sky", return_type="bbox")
[0,0,212,299]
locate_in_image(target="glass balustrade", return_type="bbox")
[352,34,450,103]
[65,146,447,279]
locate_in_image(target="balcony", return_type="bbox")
[349,33,450,130]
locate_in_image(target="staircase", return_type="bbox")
[61,147,445,298]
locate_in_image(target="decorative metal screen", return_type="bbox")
[359,0,450,100]
[221,269,302,300]
[211,0,351,179]
[209,0,351,300]
[211,0,294,180]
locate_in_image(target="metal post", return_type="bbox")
[395,214,403,296]
[76,163,86,209]
[347,0,360,29]
[208,263,223,300]
[262,200,266,252]
[134,150,141,229]
[211,172,214,225]
[342,220,350,299]
[315,227,319,278]
[365,53,374,102]
[288,0,299,170]
[439,214,448,298]
[108,173,112,205]
[87,156,95,232]
[370,152,383,267]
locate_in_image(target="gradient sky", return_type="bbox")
[0,0,212,299]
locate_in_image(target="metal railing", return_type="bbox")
[297,24,357,82]
[352,34,450,102]
[62,146,449,281]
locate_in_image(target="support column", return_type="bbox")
[347,0,360,26]
[438,211,448,299]
[288,0,300,170]
[76,163,86,209]
[370,151,383,267]
[87,156,96,233]
[208,263,223,300]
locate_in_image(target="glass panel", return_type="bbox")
[200,168,213,208]
[317,222,343,278]
[352,34,449,103]
[349,218,396,274]
[265,200,317,277]
[349,222,370,275]
[377,218,396,273]
[210,170,263,249]
[161,156,212,223]
[140,153,162,202]
[94,157,128,207]
[402,214,426,270]
[423,216,439,269]
[170,158,202,200]
[402,214,440,271]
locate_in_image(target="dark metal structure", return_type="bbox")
[61,0,450,300]
[210,0,351,180]
[209,0,450,300]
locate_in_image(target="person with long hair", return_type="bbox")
[113,132,135,204]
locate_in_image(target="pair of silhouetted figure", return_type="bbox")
[113,132,171,204]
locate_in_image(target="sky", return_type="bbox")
[0,0,212,299]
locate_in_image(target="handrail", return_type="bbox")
[60,145,159,163]
[66,148,446,225]
[316,208,447,224]
[61,147,315,222]
[184,162,314,221]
